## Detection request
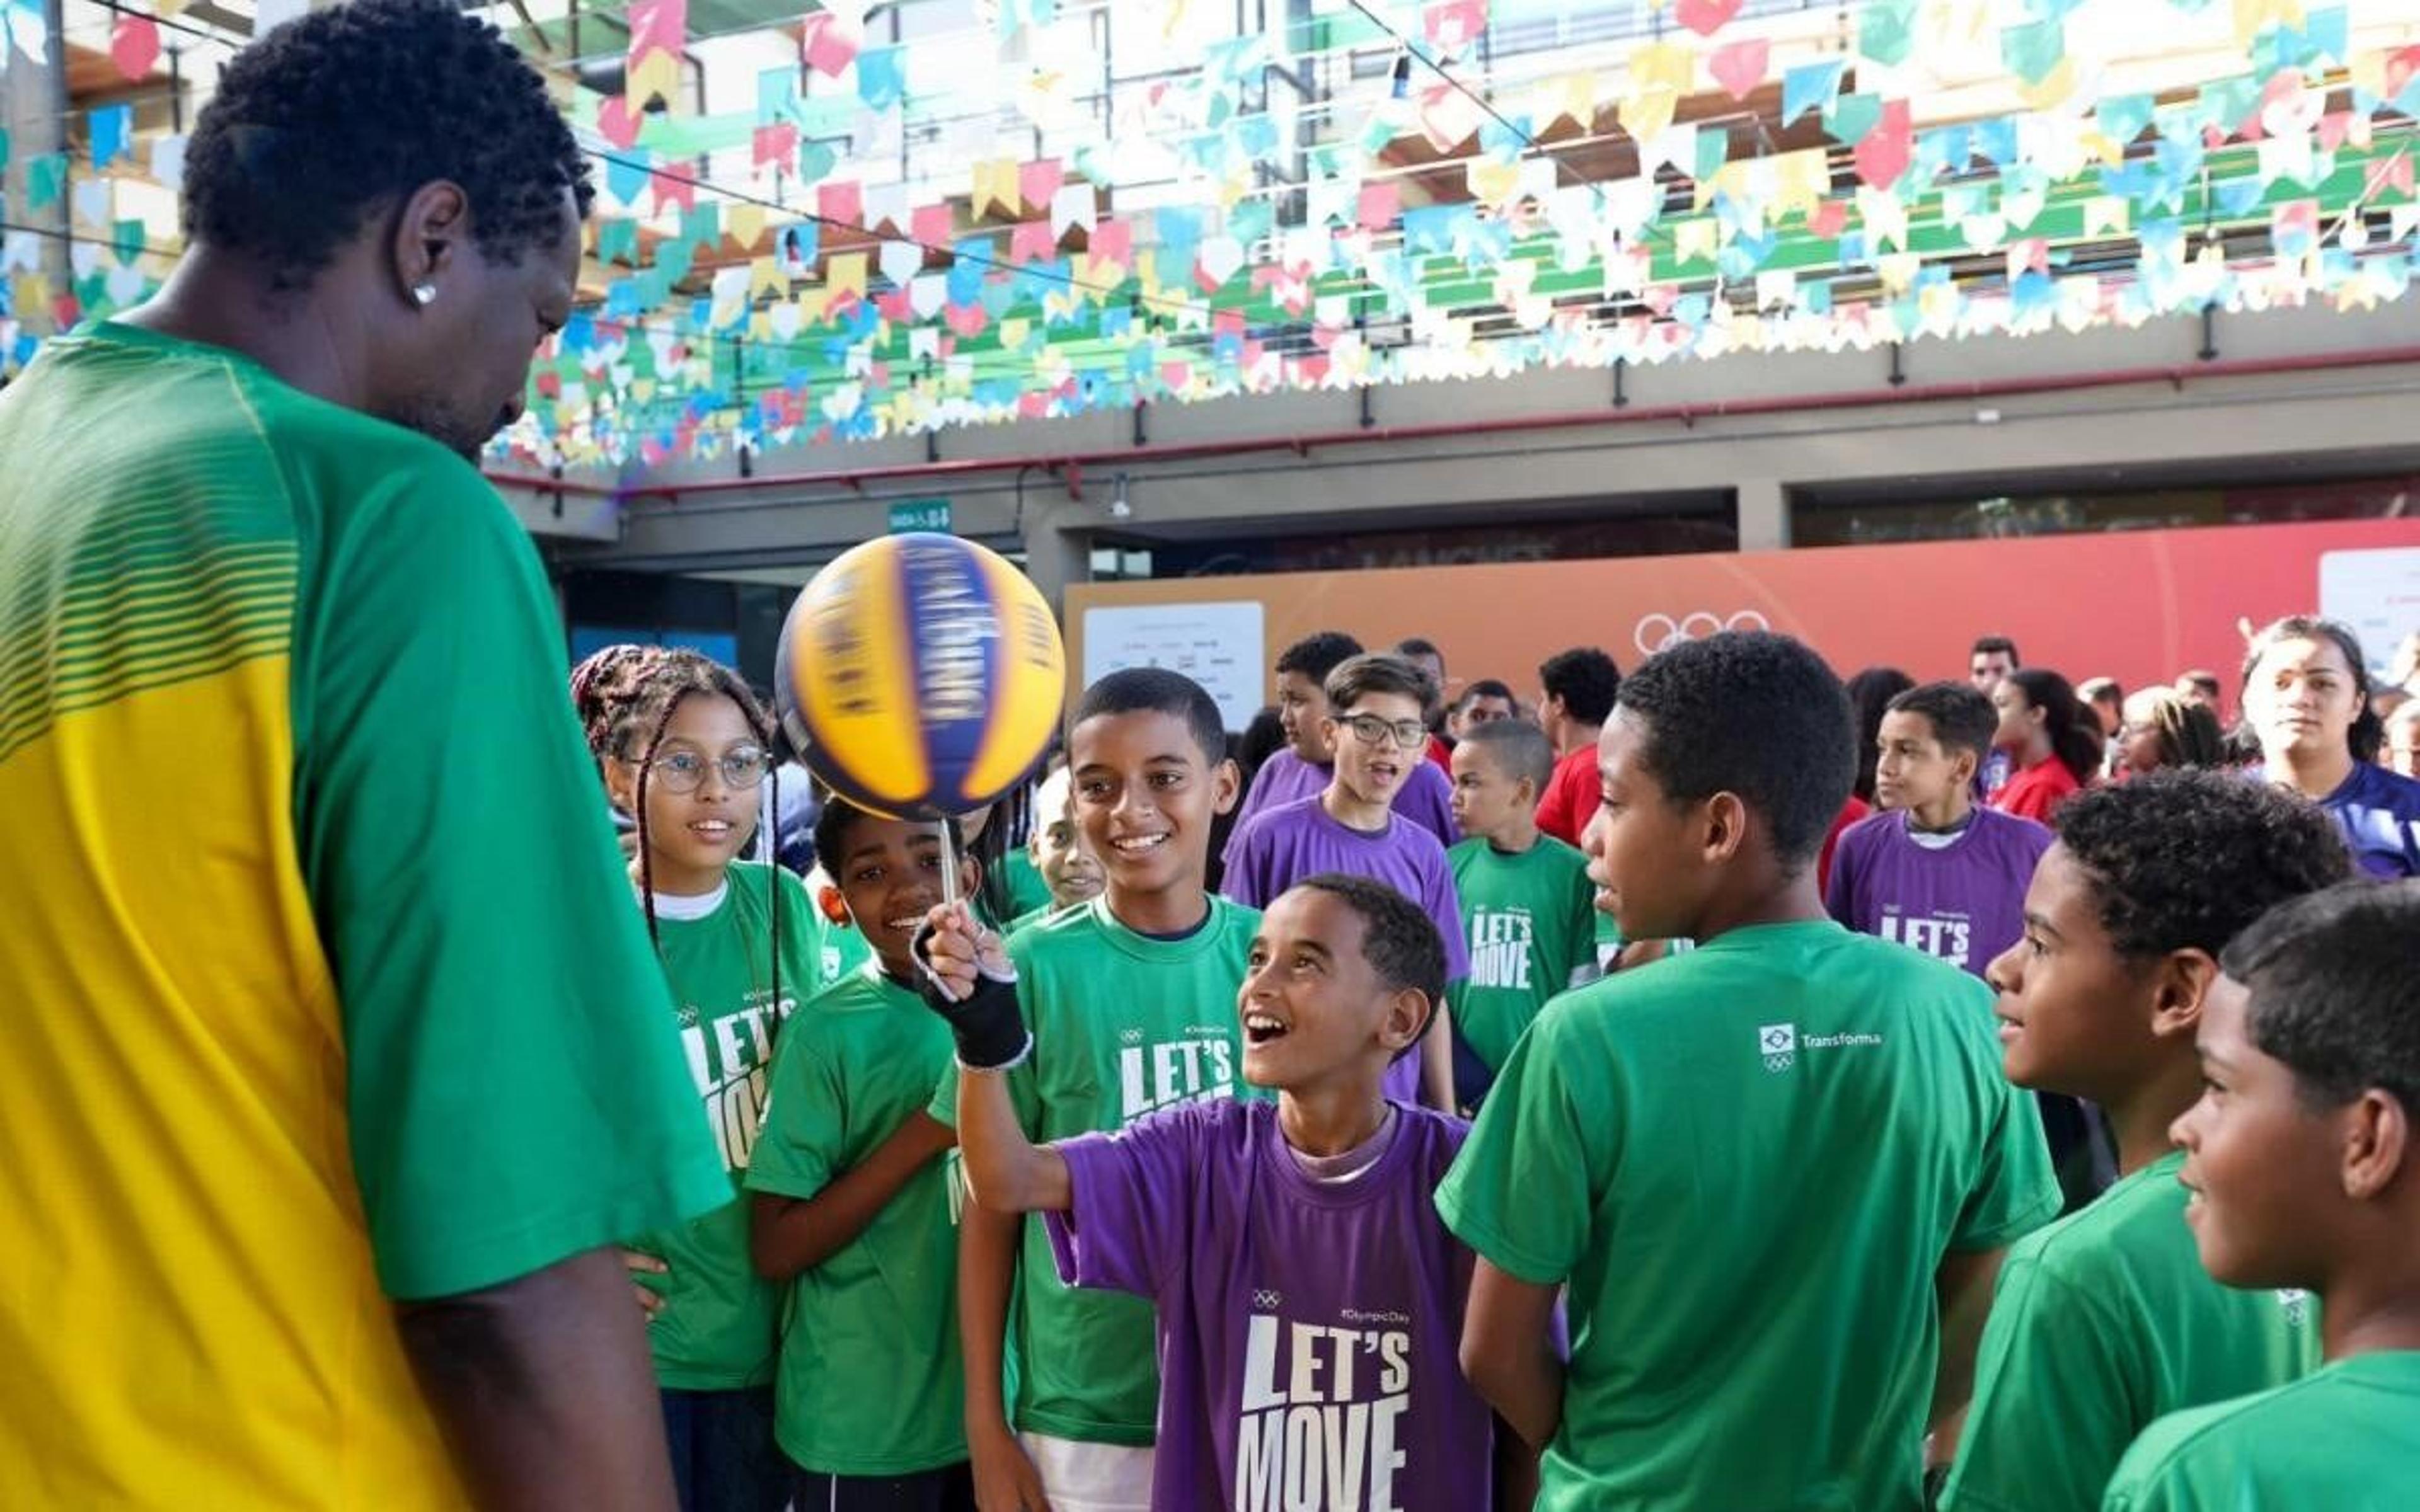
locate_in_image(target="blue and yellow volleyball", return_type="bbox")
[776,534,1066,820]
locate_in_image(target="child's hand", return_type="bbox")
[618,1248,668,1320]
[916,902,989,1003]
[912,902,1029,1069]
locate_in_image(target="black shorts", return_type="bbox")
[790,1460,975,1512]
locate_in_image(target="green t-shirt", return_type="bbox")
[629,864,821,1390]
[800,864,874,994]
[1003,849,1056,918]
[748,966,964,1475]
[1944,1150,2320,1512]
[926,894,1257,1445]
[1436,919,2061,1511]
[0,321,729,1503]
[2102,1352,2420,1511]
[1446,836,1598,1073]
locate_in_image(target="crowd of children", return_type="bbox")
[574,610,2417,1512]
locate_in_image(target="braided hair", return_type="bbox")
[570,644,788,1037]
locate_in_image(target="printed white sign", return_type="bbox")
[1082,602,1265,731]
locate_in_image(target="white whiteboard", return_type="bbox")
[2319,547,2420,676]
[1081,602,1266,731]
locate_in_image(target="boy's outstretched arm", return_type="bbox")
[1460,1259,1565,1455]
[923,904,1072,1215]
[750,1111,958,1278]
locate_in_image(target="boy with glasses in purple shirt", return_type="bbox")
[1223,655,1466,1109]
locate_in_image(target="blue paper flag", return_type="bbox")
[89,104,132,168]
[1782,59,1848,129]
[857,45,906,111]
[606,149,652,206]
[2097,93,2155,144]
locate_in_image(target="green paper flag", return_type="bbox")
[597,218,640,266]
[1695,127,1730,184]
[1858,0,1918,67]
[28,154,67,211]
[2000,18,2065,86]
[1824,91,1884,147]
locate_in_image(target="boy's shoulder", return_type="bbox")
[2109,1369,2336,1491]
[1011,895,1260,965]
[2004,1155,2184,1286]
[1972,803,2056,852]
[1532,922,1985,1041]
[1228,793,1321,852]
[1836,806,1902,854]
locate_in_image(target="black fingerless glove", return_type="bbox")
[912,924,1032,1070]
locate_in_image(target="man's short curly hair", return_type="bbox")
[2052,769,2350,960]
[1615,632,1853,873]
[183,0,594,291]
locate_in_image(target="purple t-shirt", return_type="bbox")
[1046,1099,1491,1512]
[1226,750,1457,861]
[1824,806,2053,978]
[2260,762,2420,878]
[1219,797,1470,1102]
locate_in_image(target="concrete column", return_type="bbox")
[1736,477,1791,553]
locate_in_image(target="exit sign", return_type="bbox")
[888,498,952,534]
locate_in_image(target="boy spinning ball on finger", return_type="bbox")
[921,874,1506,1511]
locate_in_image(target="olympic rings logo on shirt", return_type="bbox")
[1633,609,1772,656]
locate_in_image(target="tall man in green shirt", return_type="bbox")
[0,3,725,1506]
[1438,632,2060,1511]
[2102,881,2420,1510]
[1943,772,2349,1512]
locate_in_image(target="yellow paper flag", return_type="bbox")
[971,159,1021,219]
[1620,87,1681,147]
[749,256,787,299]
[1630,42,1694,96]
[824,252,868,310]
[729,203,768,251]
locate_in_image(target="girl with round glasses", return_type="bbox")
[572,644,821,1512]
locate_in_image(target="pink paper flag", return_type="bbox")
[1017,159,1064,214]
[1675,0,1744,37]
[110,16,160,80]
[1357,181,1400,232]
[1088,217,1134,265]
[753,122,798,170]
[944,301,990,337]
[650,171,696,216]
[1010,220,1057,262]
[599,94,643,149]
[626,0,685,63]
[1853,99,1914,190]
[911,203,955,248]
[1810,198,1849,238]
[800,12,860,78]
[1710,38,1768,100]
[818,180,863,229]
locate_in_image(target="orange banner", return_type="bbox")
[1068,518,2420,728]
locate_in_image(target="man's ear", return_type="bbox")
[388,179,471,308]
